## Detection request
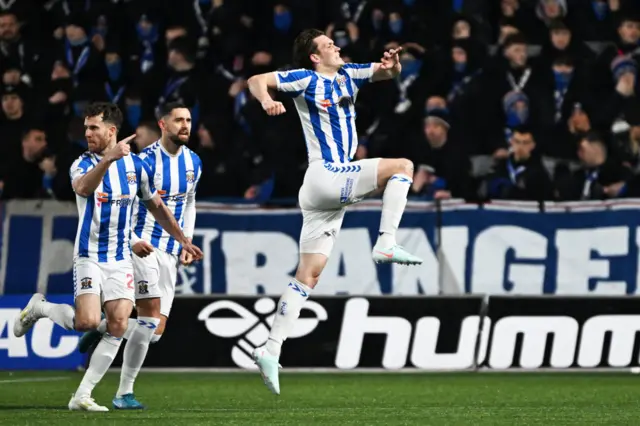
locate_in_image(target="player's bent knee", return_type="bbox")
[106,317,129,338]
[397,158,414,176]
[136,297,161,318]
[74,316,101,332]
[155,318,166,336]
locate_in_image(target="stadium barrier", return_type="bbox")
[2,294,640,371]
[3,199,640,296]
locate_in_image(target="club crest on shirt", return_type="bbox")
[80,277,92,290]
[127,171,137,184]
[336,75,347,86]
[186,170,195,183]
[138,280,149,295]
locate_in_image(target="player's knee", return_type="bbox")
[396,158,413,176]
[106,317,129,338]
[74,316,101,332]
[295,268,322,288]
[155,321,166,336]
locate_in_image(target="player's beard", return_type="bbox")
[168,131,190,146]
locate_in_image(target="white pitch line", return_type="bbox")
[123,367,634,374]
[0,376,70,384]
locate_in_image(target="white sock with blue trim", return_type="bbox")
[265,279,312,357]
[76,333,123,398]
[378,173,412,248]
[117,316,160,397]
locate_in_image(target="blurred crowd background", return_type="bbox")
[2,0,640,204]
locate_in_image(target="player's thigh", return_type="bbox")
[299,160,382,210]
[73,258,104,328]
[102,260,135,336]
[156,251,179,318]
[299,207,345,255]
[133,251,162,306]
[103,298,134,337]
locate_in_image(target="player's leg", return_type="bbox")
[253,207,344,395]
[70,262,135,411]
[370,158,423,264]
[13,260,103,337]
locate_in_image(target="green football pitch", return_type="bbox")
[1,371,639,425]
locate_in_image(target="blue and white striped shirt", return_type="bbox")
[70,152,157,263]
[275,63,375,164]
[131,141,202,256]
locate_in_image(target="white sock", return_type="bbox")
[40,302,75,330]
[97,319,107,334]
[122,318,137,340]
[265,279,312,357]
[151,334,162,344]
[378,174,412,247]
[117,316,160,397]
[75,333,122,398]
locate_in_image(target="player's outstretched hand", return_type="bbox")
[182,241,203,261]
[105,134,135,162]
[380,46,403,70]
[132,241,154,258]
[261,99,286,116]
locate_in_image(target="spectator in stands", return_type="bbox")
[0,11,42,91]
[134,121,161,153]
[538,20,596,69]
[487,125,553,201]
[410,106,473,200]
[530,0,568,44]
[592,11,640,101]
[572,0,621,42]
[0,84,28,181]
[482,33,545,158]
[2,127,48,199]
[612,103,640,171]
[598,56,638,131]
[540,55,595,159]
[555,132,631,200]
[61,15,106,115]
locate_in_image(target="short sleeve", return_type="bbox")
[275,69,313,96]
[342,63,376,89]
[69,155,94,184]
[137,160,157,201]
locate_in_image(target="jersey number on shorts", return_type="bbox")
[126,273,134,290]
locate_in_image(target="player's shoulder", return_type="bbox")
[276,67,314,80]
[71,151,94,166]
[139,141,161,160]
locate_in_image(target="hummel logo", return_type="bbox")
[288,282,308,297]
[198,298,327,369]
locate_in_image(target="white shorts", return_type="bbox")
[298,158,380,256]
[132,249,179,317]
[73,258,135,304]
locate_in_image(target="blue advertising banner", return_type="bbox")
[0,294,83,370]
[1,200,640,296]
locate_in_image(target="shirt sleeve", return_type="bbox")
[182,157,202,239]
[342,63,376,89]
[275,69,313,96]
[137,160,157,201]
[69,156,93,182]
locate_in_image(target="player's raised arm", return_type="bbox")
[247,72,286,116]
[72,134,136,197]
[371,47,403,82]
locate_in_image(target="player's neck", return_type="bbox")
[315,64,338,78]
[160,135,180,155]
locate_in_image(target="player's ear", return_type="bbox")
[157,118,165,132]
[310,53,320,65]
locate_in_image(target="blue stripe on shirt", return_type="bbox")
[150,151,170,247]
[97,170,112,262]
[305,74,333,162]
[78,194,94,257]
[277,70,310,83]
[166,153,188,254]
[114,160,130,261]
[334,75,355,161]
[324,78,345,162]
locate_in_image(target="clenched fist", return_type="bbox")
[132,241,154,258]
[262,99,286,116]
[105,134,136,163]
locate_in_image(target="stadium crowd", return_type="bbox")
[2,0,640,203]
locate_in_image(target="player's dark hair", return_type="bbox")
[293,29,325,70]
[84,102,123,132]
[156,101,187,119]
